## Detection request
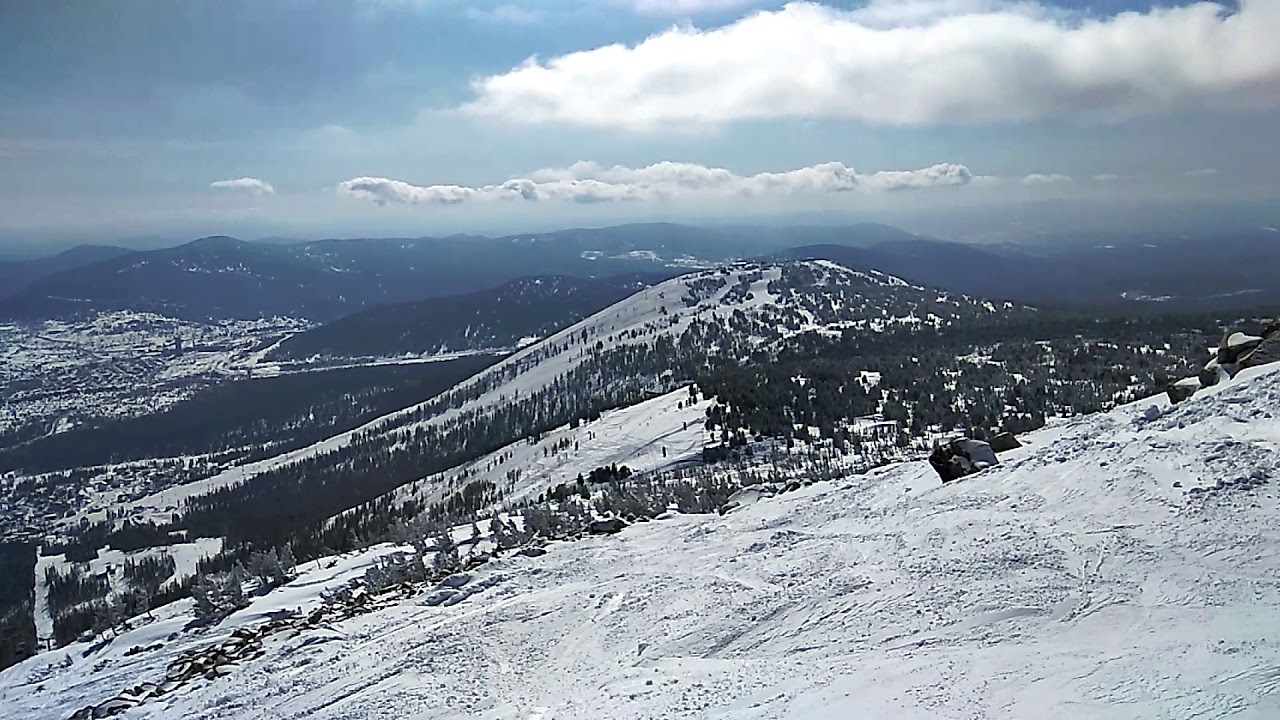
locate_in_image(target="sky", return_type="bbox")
[0,0,1277,248]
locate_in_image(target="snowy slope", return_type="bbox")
[6,365,1279,719]
[369,385,715,518]
[91,260,1001,526]
[32,539,223,648]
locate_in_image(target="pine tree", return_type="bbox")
[432,529,459,574]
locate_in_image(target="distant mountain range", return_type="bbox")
[0,223,918,322]
[778,228,1280,310]
[0,245,133,299]
[1,222,1276,323]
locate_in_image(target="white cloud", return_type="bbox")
[1091,173,1121,182]
[210,177,275,195]
[1184,168,1219,177]
[460,0,1280,130]
[338,160,976,206]
[1022,173,1072,185]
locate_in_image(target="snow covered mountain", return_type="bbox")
[77,260,1010,543]
[5,352,1278,719]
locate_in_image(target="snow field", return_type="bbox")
[6,365,1279,718]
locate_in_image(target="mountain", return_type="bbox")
[0,245,133,300]
[787,227,1280,309]
[781,241,1077,304]
[5,359,1278,718]
[0,224,943,323]
[5,223,1275,322]
[66,259,1008,545]
[0,233,679,322]
[268,273,674,363]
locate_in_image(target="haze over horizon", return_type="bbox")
[2,0,1278,250]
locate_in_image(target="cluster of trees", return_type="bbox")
[188,545,299,626]
[0,542,36,671]
[174,328,712,552]
[45,564,111,619]
[123,552,176,596]
[700,310,1225,443]
[191,568,248,626]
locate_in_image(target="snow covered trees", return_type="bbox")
[246,546,297,591]
[190,568,248,626]
[432,530,460,575]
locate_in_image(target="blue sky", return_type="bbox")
[0,0,1275,246]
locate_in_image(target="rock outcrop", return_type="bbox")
[929,437,999,483]
[1171,322,1280,404]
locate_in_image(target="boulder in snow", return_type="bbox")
[1167,376,1201,404]
[1220,331,1264,362]
[988,432,1022,453]
[718,485,771,515]
[588,517,629,535]
[929,437,1000,483]
[438,573,472,589]
[1239,323,1280,372]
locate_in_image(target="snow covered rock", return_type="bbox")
[1189,322,1279,394]
[928,437,1000,483]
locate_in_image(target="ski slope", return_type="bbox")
[32,539,223,648]
[6,364,1279,719]
[363,385,714,521]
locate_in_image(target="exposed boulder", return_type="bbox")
[91,697,136,717]
[988,432,1022,453]
[929,437,1000,483]
[1199,357,1230,389]
[1166,376,1201,404]
[438,573,471,589]
[718,485,771,515]
[588,517,629,535]
[1239,323,1280,371]
[1220,331,1265,363]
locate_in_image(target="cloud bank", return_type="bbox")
[338,160,975,206]
[460,0,1280,129]
[1022,173,1073,185]
[210,177,275,195]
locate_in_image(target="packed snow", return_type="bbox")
[6,364,1280,719]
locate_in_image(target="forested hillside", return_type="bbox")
[269,273,669,362]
